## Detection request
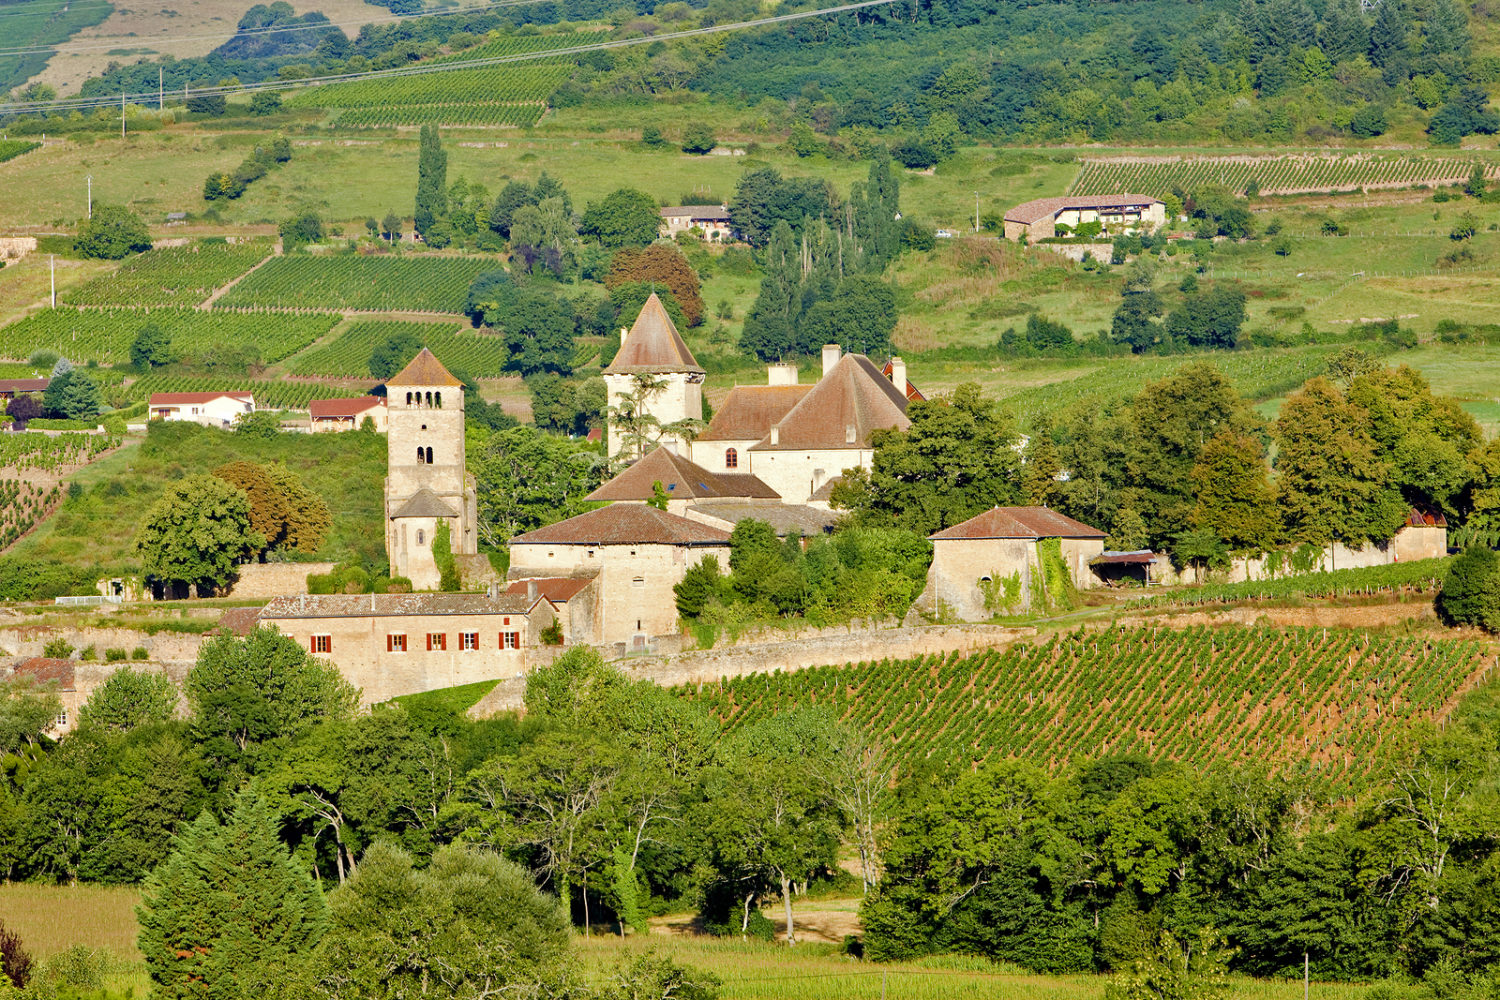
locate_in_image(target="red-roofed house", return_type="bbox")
[921,506,1107,619]
[1003,194,1165,241]
[149,391,255,428]
[505,575,600,645]
[0,377,49,400]
[310,395,388,433]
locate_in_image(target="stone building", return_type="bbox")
[920,506,1107,620]
[585,444,778,515]
[310,395,388,433]
[658,205,732,241]
[384,349,478,590]
[508,504,731,648]
[1003,194,1166,241]
[257,592,552,705]
[602,293,705,460]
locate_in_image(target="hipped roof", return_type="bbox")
[603,293,705,375]
[1004,194,1162,225]
[750,353,909,452]
[699,384,813,442]
[930,506,1107,541]
[586,446,778,502]
[387,348,463,388]
[510,504,731,547]
[391,488,459,519]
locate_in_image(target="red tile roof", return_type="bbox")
[386,348,463,388]
[149,391,253,405]
[510,504,731,547]
[390,488,459,519]
[216,607,264,636]
[0,378,49,394]
[699,384,813,442]
[505,577,596,603]
[930,506,1107,541]
[1407,508,1448,528]
[1004,194,1162,225]
[12,657,75,689]
[586,446,778,502]
[603,293,704,375]
[260,593,536,619]
[751,354,910,452]
[310,396,385,419]
[880,361,926,402]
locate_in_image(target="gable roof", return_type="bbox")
[216,606,264,636]
[929,506,1107,541]
[603,293,705,375]
[260,593,537,619]
[391,488,459,519]
[386,348,463,388]
[0,378,49,394]
[660,205,730,219]
[510,504,731,547]
[699,384,813,442]
[880,360,926,402]
[12,657,75,690]
[505,576,597,603]
[1004,194,1162,225]
[310,396,385,419]
[150,391,254,405]
[686,502,840,536]
[750,354,910,452]
[586,446,778,502]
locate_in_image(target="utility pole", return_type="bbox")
[1304,952,1309,1000]
[121,91,126,138]
[49,255,55,308]
[159,67,163,110]
[974,190,980,232]
[86,174,93,218]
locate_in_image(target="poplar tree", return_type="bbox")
[413,124,448,237]
[137,788,327,1000]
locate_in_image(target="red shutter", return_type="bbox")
[310,637,316,654]
[386,634,393,652]
[326,636,332,653]
[425,633,432,651]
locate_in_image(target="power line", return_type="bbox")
[0,0,902,116]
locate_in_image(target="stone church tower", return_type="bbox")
[603,292,705,460]
[384,349,478,589]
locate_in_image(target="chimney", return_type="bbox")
[890,356,907,396]
[770,425,780,446]
[618,326,629,351]
[822,344,840,378]
[845,423,856,444]
[767,363,798,386]
[527,579,538,602]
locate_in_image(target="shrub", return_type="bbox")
[132,647,150,660]
[42,637,74,658]
[105,647,128,662]
[1437,547,1500,631]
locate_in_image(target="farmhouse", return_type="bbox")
[0,377,48,400]
[920,506,1107,620]
[1003,194,1166,241]
[507,504,731,649]
[148,390,255,428]
[383,349,478,590]
[659,205,732,241]
[310,395,387,433]
[257,592,553,705]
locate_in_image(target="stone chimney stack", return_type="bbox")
[527,579,538,602]
[767,363,798,386]
[891,356,907,396]
[618,326,629,351]
[821,344,841,378]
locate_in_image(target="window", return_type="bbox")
[501,631,520,649]
[425,446,434,464]
[632,576,645,588]
[426,633,446,651]
[425,391,433,407]
[417,447,426,465]
[406,392,413,406]
[461,632,479,650]
[311,635,332,654]
[416,529,425,546]
[387,634,407,653]
[503,617,511,626]
[56,708,67,728]
[435,392,442,408]
[725,448,738,469]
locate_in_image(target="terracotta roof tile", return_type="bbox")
[699,384,813,442]
[929,506,1107,541]
[603,293,705,375]
[310,396,385,419]
[808,476,843,502]
[216,607,264,636]
[149,391,254,405]
[505,576,597,603]
[12,657,75,689]
[510,504,731,546]
[0,378,49,393]
[686,502,840,536]
[750,354,909,452]
[586,446,778,502]
[386,348,463,388]
[880,361,926,402]
[1004,194,1162,225]
[260,593,535,619]
[391,488,460,519]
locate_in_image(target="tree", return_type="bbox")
[74,204,152,260]
[0,920,30,991]
[213,461,332,556]
[837,383,1022,536]
[605,244,704,326]
[186,625,358,775]
[1112,291,1164,353]
[1188,431,1278,553]
[1466,163,1487,199]
[413,124,448,238]
[469,280,577,377]
[78,670,176,732]
[1436,547,1500,631]
[134,475,262,596]
[729,167,836,247]
[368,328,422,380]
[249,91,282,115]
[380,211,401,243]
[185,94,228,116]
[799,276,899,357]
[137,788,327,1000]
[1105,928,1232,1000]
[681,121,717,154]
[130,323,175,370]
[1021,417,1064,507]
[279,211,323,250]
[580,188,661,248]
[1163,287,1247,349]
[675,556,724,618]
[738,220,800,361]
[469,425,605,546]
[319,842,572,1000]
[42,368,101,420]
[4,394,40,427]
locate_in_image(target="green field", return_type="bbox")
[682,625,1482,793]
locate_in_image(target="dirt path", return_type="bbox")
[197,251,275,310]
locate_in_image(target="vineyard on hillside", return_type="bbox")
[0,309,338,365]
[215,256,496,313]
[286,31,605,128]
[284,319,510,377]
[126,375,362,409]
[0,432,120,551]
[62,243,269,307]
[1134,558,1452,608]
[682,625,1490,791]
[0,140,40,165]
[1070,154,1493,199]
[0,479,61,551]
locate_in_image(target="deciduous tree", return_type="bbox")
[134,475,262,596]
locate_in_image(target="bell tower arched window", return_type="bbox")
[417,447,426,464]
[434,391,442,408]
[406,392,413,406]
[425,446,434,464]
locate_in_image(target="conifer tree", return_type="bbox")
[413,124,448,237]
[137,788,327,1000]
[739,220,801,362]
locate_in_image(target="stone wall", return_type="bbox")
[0,237,37,261]
[467,622,1036,715]
[226,562,336,599]
[0,626,209,665]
